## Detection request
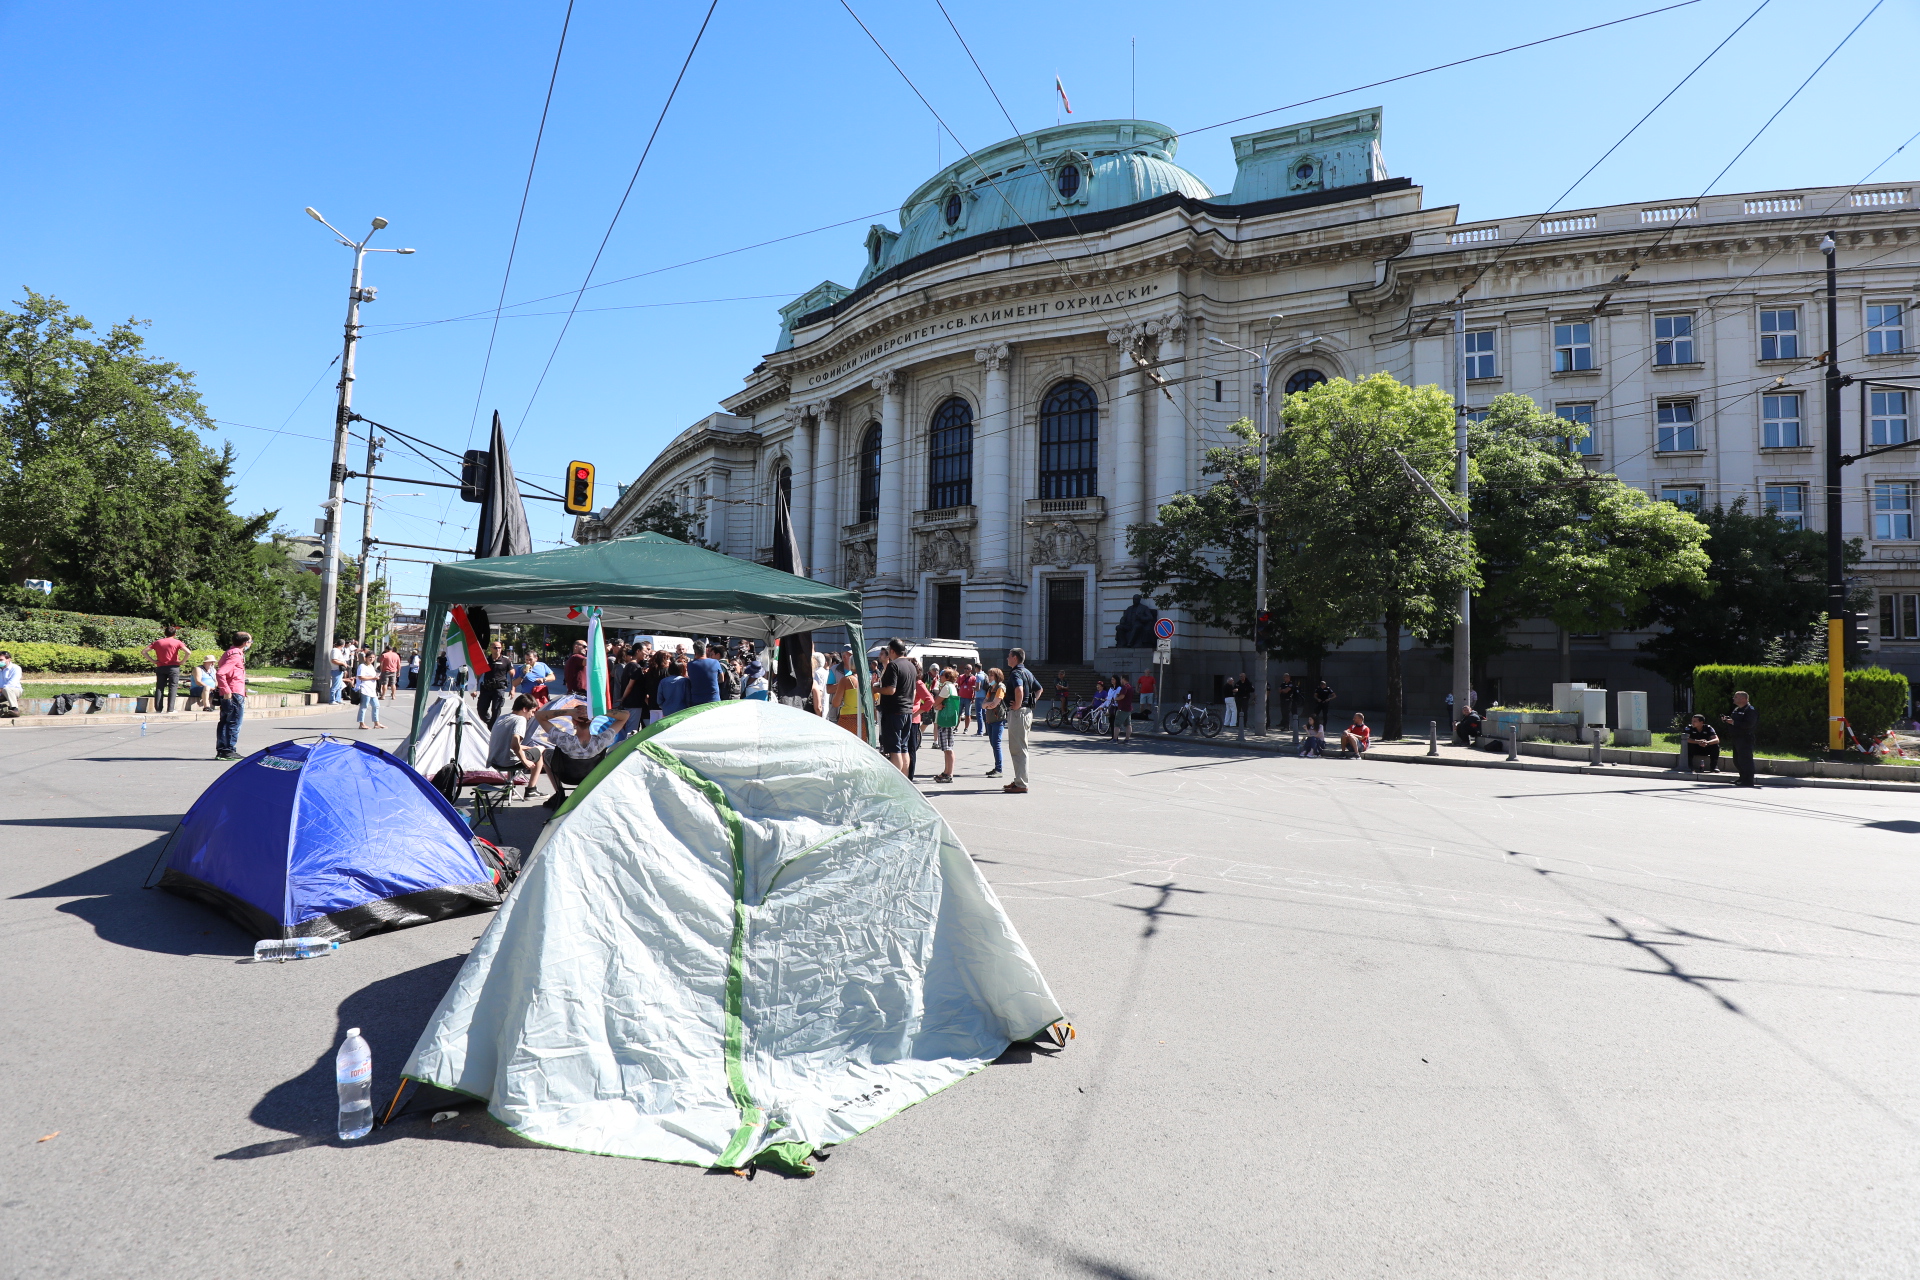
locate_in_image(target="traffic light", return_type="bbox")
[1253,610,1273,650]
[564,461,596,515]
[459,449,490,503]
[1844,609,1874,659]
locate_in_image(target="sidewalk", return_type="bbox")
[1085,724,1920,794]
[2,696,338,731]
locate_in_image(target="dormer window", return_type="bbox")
[1057,165,1080,198]
[944,192,963,225]
[1295,163,1314,181]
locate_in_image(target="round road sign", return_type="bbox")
[1154,618,1174,640]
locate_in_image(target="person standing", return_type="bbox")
[477,640,512,726]
[1721,691,1759,787]
[877,639,917,775]
[563,639,588,696]
[931,667,961,783]
[980,666,1006,778]
[687,642,726,706]
[213,632,253,761]
[354,648,383,730]
[655,657,692,719]
[956,664,978,737]
[378,643,400,701]
[1233,671,1252,739]
[1136,667,1157,717]
[1221,674,1241,730]
[1313,679,1335,729]
[328,637,352,703]
[143,625,191,713]
[1276,673,1296,730]
[407,651,421,690]
[432,651,449,691]
[1004,647,1036,794]
[1112,674,1135,743]
[906,662,934,782]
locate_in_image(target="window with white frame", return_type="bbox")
[1762,393,1803,448]
[1462,410,1489,424]
[1654,313,1696,364]
[1555,402,1596,454]
[1867,303,1905,355]
[1764,483,1807,529]
[1463,329,1497,379]
[1873,481,1916,540]
[1553,322,1592,372]
[1759,308,1799,360]
[1881,593,1920,640]
[1659,484,1703,509]
[1657,399,1697,451]
[1870,390,1910,446]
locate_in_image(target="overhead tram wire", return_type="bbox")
[466,0,577,446]
[364,293,806,338]
[933,0,1021,140]
[508,0,721,448]
[1415,0,1774,337]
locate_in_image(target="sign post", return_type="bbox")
[1153,619,1174,732]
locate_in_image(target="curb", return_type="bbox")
[1,701,344,731]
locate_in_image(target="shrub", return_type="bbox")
[108,648,155,672]
[0,607,214,652]
[1693,664,1911,750]
[6,642,113,673]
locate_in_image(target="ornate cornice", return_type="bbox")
[974,342,1011,372]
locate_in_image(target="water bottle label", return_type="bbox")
[340,1064,370,1082]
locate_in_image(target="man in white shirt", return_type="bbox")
[532,700,630,809]
[487,694,548,799]
[0,649,23,717]
[328,638,352,703]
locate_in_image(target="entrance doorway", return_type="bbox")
[931,583,962,638]
[1046,578,1084,665]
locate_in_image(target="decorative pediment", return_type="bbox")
[917,528,974,575]
[1032,520,1097,570]
[842,538,877,584]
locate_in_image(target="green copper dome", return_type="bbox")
[855,119,1213,287]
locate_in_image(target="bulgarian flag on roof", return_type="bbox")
[1055,74,1072,115]
[449,606,490,675]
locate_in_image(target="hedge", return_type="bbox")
[1693,664,1912,750]
[6,643,114,673]
[0,607,215,653]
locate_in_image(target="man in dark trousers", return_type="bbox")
[1721,690,1759,787]
[1313,680,1335,728]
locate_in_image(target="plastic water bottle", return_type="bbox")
[336,1028,373,1140]
[252,937,339,963]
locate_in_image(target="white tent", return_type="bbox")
[401,692,492,776]
[403,700,1063,1173]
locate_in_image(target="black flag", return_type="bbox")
[771,481,814,704]
[474,411,533,560]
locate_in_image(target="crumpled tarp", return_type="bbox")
[403,699,1062,1168]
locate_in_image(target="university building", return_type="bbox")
[577,110,1920,715]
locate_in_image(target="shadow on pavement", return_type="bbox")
[219,954,539,1158]
[0,813,181,831]
[1864,818,1920,833]
[12,836,256,957]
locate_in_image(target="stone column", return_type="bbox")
[975,343,1012,574]
[787,405,814,571]
[1108,324,1144,567]
[1149,311,1188,513]
[809,402,839,584]
[874,370,906,584]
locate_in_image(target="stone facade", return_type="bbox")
[578,109,1920,718]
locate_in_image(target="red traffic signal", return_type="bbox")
[564,461,596,515]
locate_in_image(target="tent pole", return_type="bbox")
[407,597,449,766]
[847,619,876,748]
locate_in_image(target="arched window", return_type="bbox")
[857,423,882,524]
[944,192,963,226]
[1038,379,1098,499]
[1056,164,1080,198]
[777,465,792,511]
[927,396,973,510]
[1285,369,1328,395]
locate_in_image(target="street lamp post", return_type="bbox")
[304,208,413,701]
[1210,319,1288,735]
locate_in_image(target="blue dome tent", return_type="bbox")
[157,736,509,941]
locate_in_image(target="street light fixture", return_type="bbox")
[305,207,416,702]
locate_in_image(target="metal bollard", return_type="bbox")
[1589,727,1604,767]
[1427,720,1439,756]
[1506,725,1519,761]
[1677,736,1691,774]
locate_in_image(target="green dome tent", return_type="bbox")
[402,699,1064,1172]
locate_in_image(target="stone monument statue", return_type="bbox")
[1115,594,1157,649]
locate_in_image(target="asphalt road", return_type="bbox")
[4,701,1917,1279]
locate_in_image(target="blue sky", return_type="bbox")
[4,0,1913,612]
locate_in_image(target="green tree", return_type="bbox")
[269,538,392,666]
[0,291,288,644]
[1459,393,1710,687]
[1269,374,1476,740]
[627,497,709,548]
[1130,419,1357,677]
[1632,497,1860,690]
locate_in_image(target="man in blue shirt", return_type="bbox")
[687,642,726,706]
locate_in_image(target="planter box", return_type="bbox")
[1488,709,1580,742]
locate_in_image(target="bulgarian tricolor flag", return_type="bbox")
[1055,74,1072,115]
[583,606,609,718]
[449,606,490,675]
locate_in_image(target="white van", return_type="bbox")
[866,637,981,674]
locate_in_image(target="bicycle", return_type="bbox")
[1162,692,1221,738]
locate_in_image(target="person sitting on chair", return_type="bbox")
[532,700,630,809]
[1339,712,1372,759]
[1454,706,1484,746]
[487,694,549,799]
[1683,714,1721,773]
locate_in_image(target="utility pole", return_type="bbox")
[1822,233,1846,749]
[1212,321,1282,735]
[1451,306,1473,737]
[304,208,414,701]
[354,430,383,647]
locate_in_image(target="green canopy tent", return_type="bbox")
[407,532,873,754]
